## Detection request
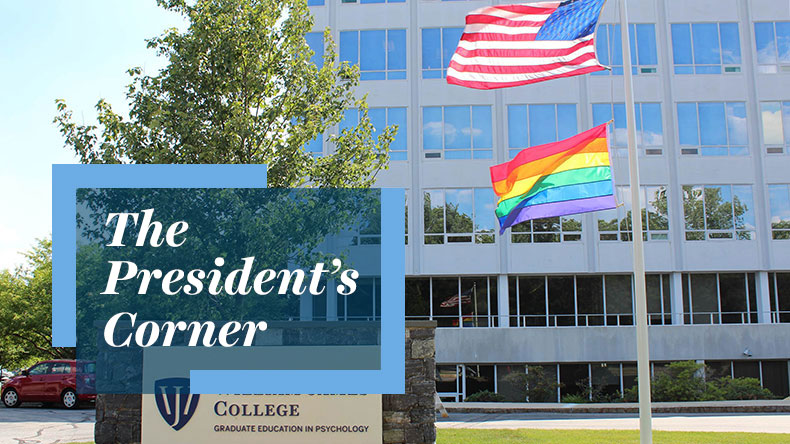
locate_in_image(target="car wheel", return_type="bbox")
[61,389,78,409]
[2,389,20,408]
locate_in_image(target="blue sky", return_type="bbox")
[0,1,185,270]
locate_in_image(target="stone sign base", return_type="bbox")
[95,321,437,444]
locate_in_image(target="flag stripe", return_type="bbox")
[491,125,608,183]
[462,23,542,36]
[493,136,608,195]
[500,194,617,233]
[498,180,615,224]
[447,65,604,90]
[448,1,607,90]
[457,35,592,50]
[450,45,596,68]
[466,14,549,27]
[495,167,613,217]
[455,38,593,57]
[495,152,611,201]
[476,3,561,17]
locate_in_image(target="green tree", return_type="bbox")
[53,0,395,187]
[0,239,74,372]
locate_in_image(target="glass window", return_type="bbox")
[496,364,527,402]
[671,23,742,74]
[342,0,405,3]
[422,27,463,79]
[510,276,548,327]
[598,185,669,241]
[308,0,324,5]
[423,189,496,244]
[51,362,72,374]
[423,106,493,159]
[768,184,790,240]
[464,365,495,399]
[507,104,578,158]
[591,363,621,398]
[436,364,461,401]
[769,273,790,323]
[337,277,378,320]
[511,216,582,244]
[605,275,633,326]
[28,363,51,375]
[646,274,672,325]
[428,277,498,328]
[682,185,755,241]
[576,276,605,326]
[754,22,790,73]
[593,24,658,76]
[509,274,667,328]
[340,107,407,160]
[676,102,748,156]
[683,273,756,324]
[760,101,790,154]
[559,364,588,398]
[339,29,407,80]
[761,361,789,398]
[548,276,575,327]
[306,32,324,67]
[592,103,664,156]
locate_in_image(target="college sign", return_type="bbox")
[142,394,382,443]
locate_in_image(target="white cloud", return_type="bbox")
[761,106,784,145]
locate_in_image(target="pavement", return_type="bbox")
[437,411,790,434]
[0,404,94,444]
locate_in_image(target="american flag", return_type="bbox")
[446,0,607,90]
[440,288,474,308]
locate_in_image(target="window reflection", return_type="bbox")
[507,104,577,158]
[423,189,496,244]
[423,106,493,159]
[340,29,407,80]
[592,103,664,156]
[671,23,741,74]
[682,185,755,240]
[593,24,658,76]
[677,102,748,156]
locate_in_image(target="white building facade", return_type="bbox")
[307,0,790,401]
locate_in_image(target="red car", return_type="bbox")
[1,360,96,409]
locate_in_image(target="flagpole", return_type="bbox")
[618,0,653,443]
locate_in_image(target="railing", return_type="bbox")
[684,311,758,325]
[770,311,790,323]
[407,312,790,327]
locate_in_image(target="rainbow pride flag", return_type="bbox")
[491,123,616,234]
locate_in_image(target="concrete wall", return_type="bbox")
[436,324,790,364]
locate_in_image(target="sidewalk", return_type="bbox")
[437,411,790,434]
[443,399,790,414]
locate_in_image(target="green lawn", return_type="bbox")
[437,429,790,444]
[72,430,790,444]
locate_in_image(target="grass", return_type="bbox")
[71,430,790,444]
[437,429,790,444]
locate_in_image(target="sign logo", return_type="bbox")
[154,378,200,431]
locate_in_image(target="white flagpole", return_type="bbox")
[618,0,653,442]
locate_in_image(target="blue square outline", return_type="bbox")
[52,164,405,394]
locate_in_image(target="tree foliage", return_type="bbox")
[0,239,74,372]
[53,0,395,188]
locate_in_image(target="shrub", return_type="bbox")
[561,393,589,403]
[704,377,775,401]
[465,390,506,402]
[622,361,777,403]
[651,361,707,402]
